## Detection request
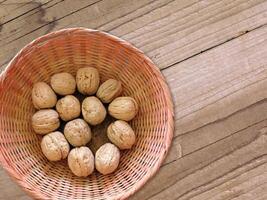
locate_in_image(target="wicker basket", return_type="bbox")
[0,28,174,200]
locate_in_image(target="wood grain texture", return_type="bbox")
[1,0,267,70]
[0,167,30,200]
[131,26,267,200]
[0,0,267,200]
[0,0,51,23]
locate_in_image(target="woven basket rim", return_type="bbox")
[0,27,174,200]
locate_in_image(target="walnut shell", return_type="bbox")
[64,118,92,147]
[51,72,76,95]
[96,79,122,103]
[95,143,120,175]
[41,131,70,161]
[68,146,94,177]
[107,120,136,150]
[82,96,106,125]
[32,82,57,109]
[76,67,100,95]
[108,97,138,121]
[32,109,60,134]
[56,95,81,121]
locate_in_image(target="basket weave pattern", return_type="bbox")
[0,28,174,200]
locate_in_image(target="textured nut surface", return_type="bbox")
[76,67,100,95]
[95,143,120,175]
[108,97,138,121]
[56,95,81,121]
[41,131,70,161]
[68,146,94,177]
[82,96,106,125]
[107,120,136,149]
[64,118,91,147]
[32,109,60,134]
[96,79,122,103]
[32,82,57,109]
[51,72,76,95]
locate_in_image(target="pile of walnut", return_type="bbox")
[31,67,138,177]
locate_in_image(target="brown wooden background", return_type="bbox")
[0,0,267,199]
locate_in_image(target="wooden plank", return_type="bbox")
[189,164,267,200]
[0,0,156,68]
[161,26,267,165]
[130,26,267,199]
[0,167,30,200]
[165,24,267,151]
[1,0,267,71]
[0,0,52,24]
[132,124,267,200]
[0,0,100,40]
[165,25,267,135]
[111,0,267,68]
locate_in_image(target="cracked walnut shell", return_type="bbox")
[68,146,94,177]
[41,131,70,161]
[32,109,60,134]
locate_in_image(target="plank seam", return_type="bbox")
[161,23,267,71]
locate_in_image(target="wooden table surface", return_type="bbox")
[0,0,267,199]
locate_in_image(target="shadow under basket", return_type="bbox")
[0,28,174,200]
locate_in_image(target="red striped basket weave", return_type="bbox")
[0,28,174,200]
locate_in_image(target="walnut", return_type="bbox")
[56,95,80,121]
[51,72,76,95]
[76,67,100,95]
[107,120,136,150]
[68,146,94,177]
[41,131,70,161]
[82,96,106,125]
[64,118,91,147]
[32,109,60,134]
[108,97,138,121]
[32,82,57,109]
[95,143,120,175]
[96,79,122,103]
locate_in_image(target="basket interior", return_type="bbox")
[0,29,172,200]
